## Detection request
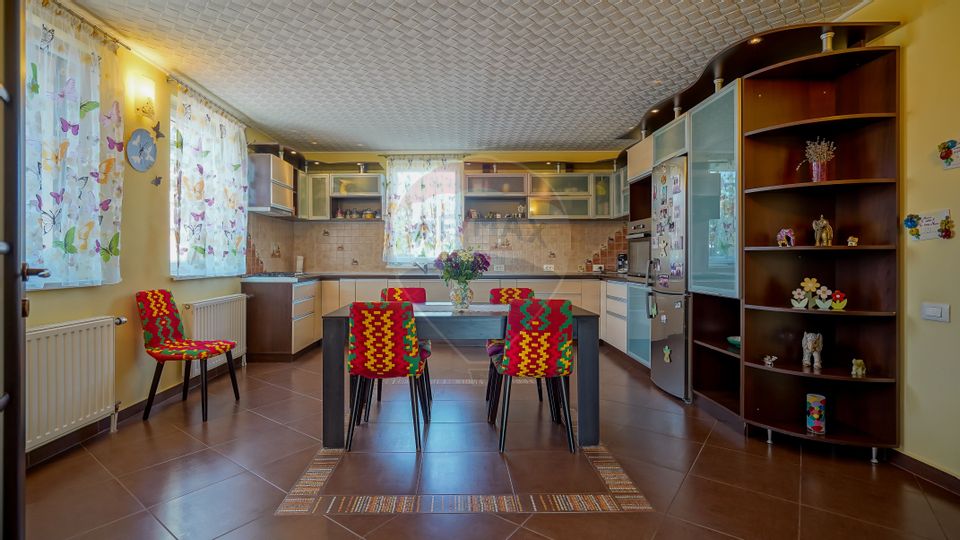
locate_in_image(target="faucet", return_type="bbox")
[412,262,431,275]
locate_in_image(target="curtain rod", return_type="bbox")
[45,0,131,51]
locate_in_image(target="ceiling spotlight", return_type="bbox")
[356,143,365,147]
[650,109,660,114]
[749,37,762,45]
[546,162,551,165]
[310,141,318,145]
[290,150,297,154]
[653,80,662,85]
[313,161,319,165]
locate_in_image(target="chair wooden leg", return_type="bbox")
[200,359,209,422]
[536,378,543,402]
[559,375,576,453]
[498,376,513,453]
[143,362,165,420]
[181,360,192,401]
[364,377,376,423]
[422,360,433,403]
[408,377,422,452]
[377,379,383,402]
[551,378,564,424]
[346,377,365,451]
[225,350,240,401]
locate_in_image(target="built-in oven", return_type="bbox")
[627,219,651,278]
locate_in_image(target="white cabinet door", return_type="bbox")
[321,280,341,313]
[339,279,356,306]
[599,281,608,340]
[421,280,450,302]
[314,285,324,340]
[606,311,627,353]
[354,279,388,301]
[579,280,601,315]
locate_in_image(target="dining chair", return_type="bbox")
[135,289,240,422]
[483,288,542,407]
[489,298,576,453]
[346,301,428,451]
[375,288,432,409]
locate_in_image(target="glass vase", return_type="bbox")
[449,282,473,311]
[810,161,827,182]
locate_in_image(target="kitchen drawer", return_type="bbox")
[606,296,627,317]
[606,311,627,353]
[293,297,314,318]
[293,282,317,301]
[606,281,628,300]
[292,314,316,353]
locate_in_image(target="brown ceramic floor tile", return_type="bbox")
[247,444,323,492]
[603,424,703,473]
[250,394,323,424]
[242,361,295,378]
[219,513,359,539]
[83,426,207,477]
[801,469,945,538]
[523,512,662,540]
[347,420,421,452]
[802,444,922,490]
[918,479,960,539]
[423,422,501,452]
[505,450,606,493]
[327,514,400,537]
[25,447,112,504]
[321,452,420,495]
[690,444,801,501]
[252,367,325,397]
[212,423,319,468]
[175,408,283,446]
[508,528,552,540]
[70,511,175,540]
[614,455,686,512]
[799,506,926,539]
[704,419,802,464]
[26,478,143,540]
[419,452,513,494]
[653,516,738,539]
[150,472,284,539]
[500,421,577,452]
[366,513,519,540]
[284,411,325,440]
[606,401,716,442]
[117,448,245,507]
[668,475,798,540]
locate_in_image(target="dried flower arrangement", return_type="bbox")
[796,137,837,170]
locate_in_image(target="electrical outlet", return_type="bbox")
[543,264,555,272]
[921,302,950,322]
[493,264,505,272]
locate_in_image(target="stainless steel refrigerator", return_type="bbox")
[648,155,690,401]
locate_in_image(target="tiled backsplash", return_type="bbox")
[285,220,627,273]
[247,213,295,272]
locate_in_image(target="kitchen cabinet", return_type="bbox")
[652,114,688,165]
[626,282,651,367]
[354,279,388,301]
[297,173,331,220]
[528,197,591,219]
[321,280,342,315]
[339,279,357,306]
[465,174,527,196]
[599,281,608,340]
[331,173,382,197]
[529,174,591,196]
[603,281,628,354]
[626,137,653,181]
[593,173,613,218]
[610,168,630,218]
[242,279,322,360]
[292,282,318,353]
[248,153,295,216]
[579,280,601,315]
[688,81,739,298]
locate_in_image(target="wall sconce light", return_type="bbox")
[134,75,156,120]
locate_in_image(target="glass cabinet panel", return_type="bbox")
[297,176,310,219]
[593,174,612,217]
[529,174,591,196]
[331,173,382,196]
[652,115,688,165]
[626,283,651,367]
[688,81,739,298]
[465,174,526,196]
[309,174,330,219]
[528,197,591,219]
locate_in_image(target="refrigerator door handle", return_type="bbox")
[646,259,655,287]
[647,290,657,319]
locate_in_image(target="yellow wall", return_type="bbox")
[848,0,960,477]
[25,49,249,410]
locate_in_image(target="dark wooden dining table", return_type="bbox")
[321,302,601,448]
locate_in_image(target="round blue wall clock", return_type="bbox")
[126,128,157,172]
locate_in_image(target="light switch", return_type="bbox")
[921,302,950,323]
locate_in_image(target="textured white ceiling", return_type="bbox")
[75,0,861,151]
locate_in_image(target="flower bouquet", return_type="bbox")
[796,137,836,182]
[434,249,491,311]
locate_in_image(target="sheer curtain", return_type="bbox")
[169,90,248,278]
[383,155,464,265]
[23,0,125,289]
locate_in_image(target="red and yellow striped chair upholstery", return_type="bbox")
[380,288,431,359]
[381,287,427,303]
[496,299,574,378]
[486,288,535,357]
[347,301,424,378]
[135,289,235,362]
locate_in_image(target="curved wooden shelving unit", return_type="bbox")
[743,245,896,252]
[692,338,740,359]
[744,113,896,137]
[743,178,896,194]
[744,305,896,317]
[743,417,897,448]
[744,360,895,383]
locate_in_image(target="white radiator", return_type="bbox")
[25,317,119,452]
[182,293,247,377]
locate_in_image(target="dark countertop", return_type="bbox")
[241,271,648,283]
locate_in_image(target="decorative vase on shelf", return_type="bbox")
[810,161,827,182]
[806,393,826,435]
[449,282,474,311]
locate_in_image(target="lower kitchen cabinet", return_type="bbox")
[242,279,323,361]
[626,282,651,367]
[604,281,628,353]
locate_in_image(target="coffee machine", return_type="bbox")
[616,253,629,274]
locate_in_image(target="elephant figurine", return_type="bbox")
[801,332,823,370]
[812,215,834,246]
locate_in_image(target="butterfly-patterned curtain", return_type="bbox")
[383,155,464,265]
[169,91,248,278]
[24,0,125,290]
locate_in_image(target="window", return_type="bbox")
[169,90,248,278]
[382,155,464,265]
[23,2,125,289]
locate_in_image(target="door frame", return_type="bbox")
[2,0,26,538]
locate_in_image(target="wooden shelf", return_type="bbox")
[693,338,741,359]
[329,218,383,223]
[744,245,896,252]
[744,417,896,448]
[330,193,381,199]
[743,178,896,194]
[745,305,895,317]
[744,47,899,80]
[693,389,740,416]
[744,360,895,383]
[744,113,896,137]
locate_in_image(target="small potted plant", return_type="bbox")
[796,137,836,182]
[435,249,491,311]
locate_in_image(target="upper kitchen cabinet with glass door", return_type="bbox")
[330,172,384,220]
[528,173,592,219]
[593,173,613,218]
[297,173,331,220]
[687,80,739,298]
